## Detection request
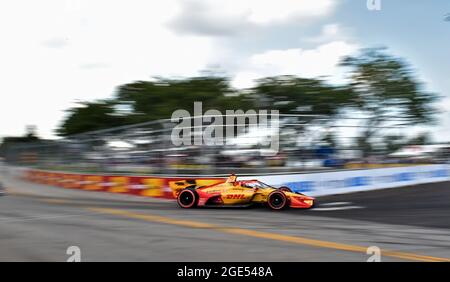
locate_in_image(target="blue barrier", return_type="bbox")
[244,165,450,196]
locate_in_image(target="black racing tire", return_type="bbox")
[278,186,292,193]
[267,191,289,210]
[177,188,199,208]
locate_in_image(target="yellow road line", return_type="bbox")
[87,207,216,228]
[87,207,450,262]
[12,192,450,262]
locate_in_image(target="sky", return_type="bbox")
[0,0,449,141]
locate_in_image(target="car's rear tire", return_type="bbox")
[177,188,198,208]
[267,191,289,210]
[278,186,292,193]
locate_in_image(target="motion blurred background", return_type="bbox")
[1,0,450,175]
[1,0,450,263]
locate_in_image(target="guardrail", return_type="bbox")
[22,164,450,199]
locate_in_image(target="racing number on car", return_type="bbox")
[226,194,246,199]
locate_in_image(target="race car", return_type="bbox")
[171,174,314,210]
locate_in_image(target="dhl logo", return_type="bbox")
[226,194,246,199]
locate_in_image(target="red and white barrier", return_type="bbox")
[23,169,225,200]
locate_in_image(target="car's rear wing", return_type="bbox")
[168,179,197,197]
[168,178,226,197]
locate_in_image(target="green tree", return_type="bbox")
[407,132,431,145]
[56,101,128,136]
[0,125,39,146]
[0,126,41,160]
[253,75,354,115]
[383,134,407,153]
[252,76,354,147]
[340,48,439,155]
[56,76,253,136]
[115,76,251,124]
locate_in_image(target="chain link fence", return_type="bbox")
[3,113,438,176]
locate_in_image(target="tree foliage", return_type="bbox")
[114,76,251,124]
[252,76,354,115]
[0,127,40,157]
[56,47,439,153]
[341,48,438,127]
[340,48,438,154]
[56,101,129,136]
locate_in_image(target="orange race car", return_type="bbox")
[170,174,315,210]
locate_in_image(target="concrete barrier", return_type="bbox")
[241,164,450,196]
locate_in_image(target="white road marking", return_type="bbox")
[313,206,364,211]
[319,202,353,207]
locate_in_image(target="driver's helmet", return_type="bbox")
[241,181,259,189]
[226,174,237,183]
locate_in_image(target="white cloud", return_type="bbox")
[0,0,358,140]
[0,0,215,139]
[42,37,70,49]
[304,23,347,43]
[432,96,450,141]
[169,0,338,35]
[243,0,337,24]
[232,41,359,88]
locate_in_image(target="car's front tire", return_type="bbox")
[177,188,198,208]
[267,191,289,210]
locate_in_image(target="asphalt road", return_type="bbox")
[0,169,449,262]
